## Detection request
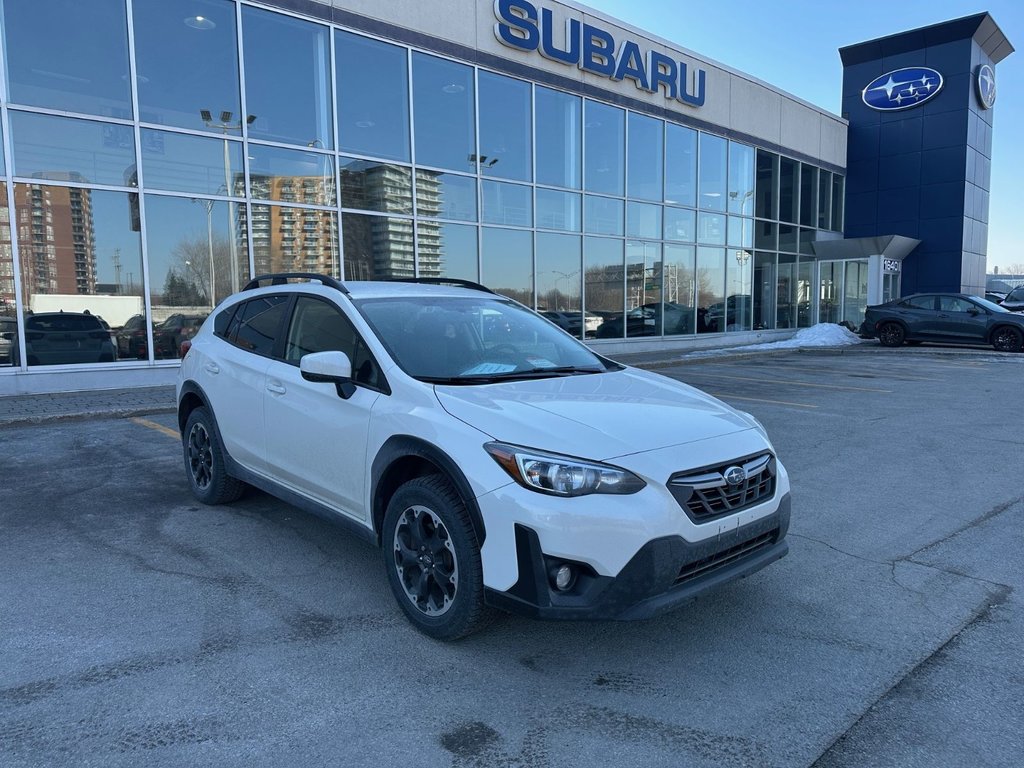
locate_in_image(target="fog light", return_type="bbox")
[551,564,575,592]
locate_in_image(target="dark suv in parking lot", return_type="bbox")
[10,311,119,365]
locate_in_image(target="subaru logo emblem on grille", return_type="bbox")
[724,466,746,486]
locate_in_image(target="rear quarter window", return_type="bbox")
[230,296,289,356]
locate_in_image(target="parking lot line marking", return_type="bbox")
[718,363,933,381]
[131,417,179,440]
[710,393,818,409]
[676,370,892,393]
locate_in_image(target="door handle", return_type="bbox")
[204,362,220,374]
[266,381,287,395]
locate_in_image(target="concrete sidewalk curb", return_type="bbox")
[0,405,177,429]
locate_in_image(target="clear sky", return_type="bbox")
[579,0,1023,273]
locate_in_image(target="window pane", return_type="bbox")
[626,241,662,338]
[336,31,409,162]
[11,112,136,187]
[800,164,817,227]
[831,175,844,231]
[820,261,840,324]
[698,133,727,212]
[799,227,816,256]
[844,260,867,325]
[817,170,833,230]
[536,233,582,330]
[663,243,696,335]
[339,213,410,280]
[535,87,581,189]
[13,184,141,365]
[627,113,663,201]
[779,157,798,223]
[584,101,624,196]
[3,0,131,116]
[416,171,476,222]
[252,204,339,276]
[727,249,753,331]
[419,221,475,281]
[664,207,695,242]
[339,157,412,215]
[728,142,754,215]
[413,53,474,172]
[697,246,725,333]
[478,72,531,182]
[755,220,777,251]
[133,0,240,132]
[0,123,5,175]
[779,223,798,253]
[797,258,814,328]
[242,7,333,148]
[141,130,243,196]
[777,253,796,328]
[482,181,532,227]
[0,184,15,367]
[584,195,623,236]
[585,237,624,339]
[535,188,581,231]
[753,251,775,330]
[665,123,696,207]
[755,150,778,220]
[697,212,726,245]
[626,202,661,239]
[248,145,336,207]
[481,227,531,305]
[144,195,249,357]
[728,216,753,248]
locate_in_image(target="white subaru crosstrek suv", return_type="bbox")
[177,273,791,639]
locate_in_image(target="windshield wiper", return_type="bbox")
[420,366,606,385]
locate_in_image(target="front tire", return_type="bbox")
[183,406,245,505]
[878,322,906,347]
[383,475,491,640]
[992,326,1023,352]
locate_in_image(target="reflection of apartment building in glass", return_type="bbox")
[0,192,13,312]
[14,182,96,302]
[246,175,338,276]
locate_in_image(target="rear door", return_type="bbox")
[262,295,385,520]
[895,295,940,339]
[935,296,989,342]
[201,294,289,474]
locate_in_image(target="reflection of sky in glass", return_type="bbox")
[584,101,624,196]
[336,30,409,162]
[478,71,532,182]
[482,181,532,227]
[482,228,531,297]
[698,134,727,212]
[664,207,695,242]
[536,189,580,232]
[133,0,241,132]
[431,223,478,281]
[416,172,476,222]
[536,87,581,190]
[141,130,242,196]
[626,202,661,239]
[665,124,696,207]
[4,0,131,117]
[728,142,755,215]
[243,7,333,148]
[536,233,581,312]
[11,112,136,187]
[584,195,623,236]
[413,53,475,172]
[627,113,663,202]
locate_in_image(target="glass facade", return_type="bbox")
[0,0,845,373]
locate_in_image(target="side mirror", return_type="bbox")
[301,350,356,399]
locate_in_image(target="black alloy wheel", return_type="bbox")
[382,475,491,639]
[878,322,906,347]
[183,406,245,505]
[991,326,1024,353]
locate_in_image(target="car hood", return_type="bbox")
[434,367,756,461]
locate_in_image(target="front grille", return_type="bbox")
[674,529,778,585]
[668,453,776,522]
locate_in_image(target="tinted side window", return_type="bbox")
[939,296,973,313]
[213,304,238,338]
[902,296,935,310]
[285,296,382,388]
[232,296,289,356]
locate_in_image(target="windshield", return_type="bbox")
[968,296,1010,313]
[1006,286,1024,302]
[355,296,616,383]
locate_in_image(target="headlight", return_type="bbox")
[484,442,646,497]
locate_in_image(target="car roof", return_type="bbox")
[235,280,502,302]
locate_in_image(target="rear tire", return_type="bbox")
[992,326,1023,353]
[382,475,492,640]
[878,322,906,347]
[183,406,245,505]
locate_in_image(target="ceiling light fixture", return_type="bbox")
[184,15,216,30]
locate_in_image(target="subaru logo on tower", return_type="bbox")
[976,64,996,109]
[862,67,943,111]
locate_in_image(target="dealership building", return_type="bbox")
[0,0,1012,393]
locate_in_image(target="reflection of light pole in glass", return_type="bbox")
[190,198,216,307]
[200,110,254,292]
[307,138,338,276]
[551,270,577,310]
[729,188,754,215]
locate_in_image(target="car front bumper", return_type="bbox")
[484,493,790,621]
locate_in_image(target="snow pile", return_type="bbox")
[682,323,868,358]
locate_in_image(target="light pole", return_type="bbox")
[200,110,254,292]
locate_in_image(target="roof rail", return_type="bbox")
[242,273,349,294]
[392,277,495,294]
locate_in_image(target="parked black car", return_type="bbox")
[10,311,119,365]
[153,313,207,359]
[116,314,151,359]
[1000,285,1024,313]
[859,293,1024,352]
[0,316,15,364]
